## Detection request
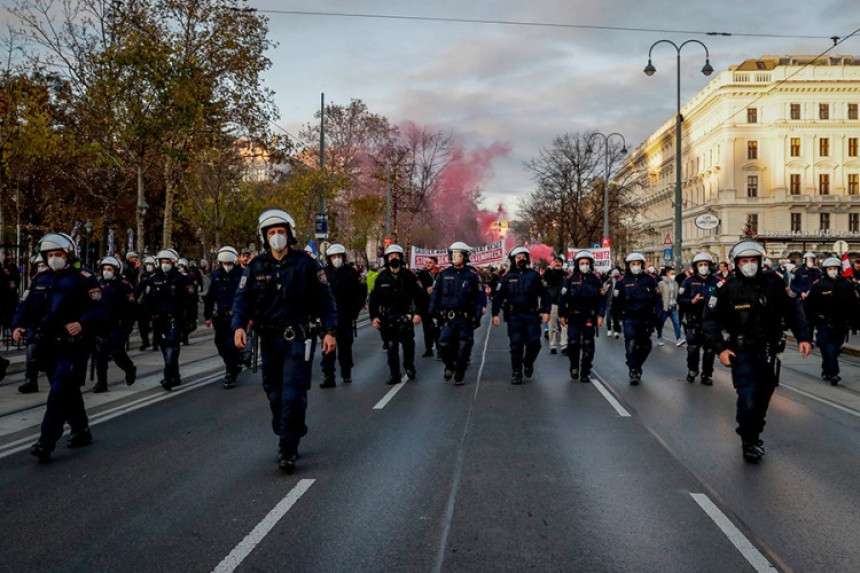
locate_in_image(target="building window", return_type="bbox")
[819,103,829,120]
[851,213,860,233]
[747,141,758,160]
[747,175,759,197]
[820,213,830,231]
[790,138,801,157]
[790,103,801,119]
[850,138,858,157]
[849,174,859,195]
[849,103,858,120]
[747,108,757,123]
[820,174,830,195]
[747,214,759,235]
[790,174,801,195]
[820,138,830,157]
[791,213,802,232]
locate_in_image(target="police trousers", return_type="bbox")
[816,324,844,378]
[41,343,91,448]
[623,317,653,370]
[95,329,135,384]
[321,321,354,379]
[507,313,542,372]
[213,317,241,375]
[260,334,314,454]
[438,316,475,375]
[685,321,715,377]
[381,315,415,378]
[730,350,777,441]
[567,320,596,375]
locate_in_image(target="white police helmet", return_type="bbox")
[383,244,405,258]
[508,245,531,265]
[729,240,765,262]
[624,252,646,264]
[257,209,297,248]
[692,252,714,265]
[821,256,842,269]
[217,246,238,264]
[155,249,179,262]
[143,255,156,265]
[802,251,816,260]
[177,258,189,267]
[38,232,77,260]
[574,250,594,263]
[448,241,472,263]
[326,243,347,259]
[100,256,122,271]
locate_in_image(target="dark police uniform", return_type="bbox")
[429,264,484,383]
[13,267,107,461]
[93,274,137,391]
[703,271,810,456]
[320,262,365,386]
[231,248,337,463]
[145,268,196,390]
[678,272,723,384]
[790,265,821,298]
[613,271,659,383]
[558,270,606,381]
[491,266,551,383]
[203,265,244,387]
[805,273,857,384]
[416,266,440,356]
[369,266,425,384]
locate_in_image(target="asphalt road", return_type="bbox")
[1,319,860,572]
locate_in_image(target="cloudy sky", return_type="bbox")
[252,0,858,217]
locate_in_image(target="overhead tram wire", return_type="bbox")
[241,8,832,41]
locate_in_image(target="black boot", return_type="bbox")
[511,370,523,385]
[92,381,109,394]
[320,375,336,389]
[30,441,52,463]
[67,427,93,448]
[569,368,579,381]
[0,357,9,382]
[125,365,137,386]
[18,380,39,394]
[742,440,764,463]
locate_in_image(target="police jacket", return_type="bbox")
[98,276,136,334]
[203,266,243,321]
[122,264,139,288]
[558,271,606,322]
[804,275,858,330]
[703,271,810,354]
[491,267,551,317]
[231,248,338,333]
[13,267,108,344]
[144,269,197,320]
[324,263,366,326]
[613,272,659,322]
[368,266,425,320]
[678,273,722,324]
[429,265,484,318]
[791,266,821,296]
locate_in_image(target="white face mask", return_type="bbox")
[629,264,642,275]
[269,233,288,252]
[48,256,66,271]
[161,263,173,273]
[145,264,155,273]
[331,257,343,269]
[451,252,464,265]
[579,263,590,273]
[37,265,48,273]
[740,261,758,278]
[827,268,839,279]
[806,260,814,269]
[667,273,676,280]
[102,270,115,280]
[222,264,234,273]
[697,265,710,276]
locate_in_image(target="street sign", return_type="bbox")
[663,247,673,262]
[663,233,673,246]
[314,213,329,239]
[834,240,849,256]
[591,242,601,249]
[694,213,720,230]
[601,238,611,248]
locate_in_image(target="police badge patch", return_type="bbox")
[89,288,102,301]
[708,296,718,308]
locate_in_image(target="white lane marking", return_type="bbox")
[0,371,224,459]
[372,374,410,410]
[212,479,315,573]
[779,383,860,419]
[690,493,777,572]
[590,371,631,417]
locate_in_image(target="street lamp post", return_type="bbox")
[589,132,627,247]
[644,40,713,269]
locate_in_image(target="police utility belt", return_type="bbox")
[212,309,233,318]
[509,306,538,315]
[257,323,312,341]
[440,309,470,320]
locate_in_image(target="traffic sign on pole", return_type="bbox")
[663,233,673,246]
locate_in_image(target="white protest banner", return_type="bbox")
[410,240,506,269]
[410,247,448,268]
[567,247,613,274]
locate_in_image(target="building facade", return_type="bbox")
[617,55,860,265]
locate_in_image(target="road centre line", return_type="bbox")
[590,370,632,417]
[690,493,776,572]
[212,479,315,573]
[372,374,410,410]
[779,383,860,419]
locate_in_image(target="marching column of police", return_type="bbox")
[10,213,859,467]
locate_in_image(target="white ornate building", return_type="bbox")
[617,55,860,265]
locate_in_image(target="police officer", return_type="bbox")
[491,246,551,385]
[204,246,244,388]
[369,244,424,385]
[791,251,821,299]
[613,252,659,385]
[703,240,812,462]
[177,258,199,345]
[93,256,137,393]
[17,255,49,394]
[145,249,196,391]
[136,256,158,351]
[678,252,722,385]
[558,250,606,382]
[805,257,858,385]
[430,242,484,385]
[12,233,108,463]
[416,256,440,358]
[232,209,337,473]
[320,243,366,388]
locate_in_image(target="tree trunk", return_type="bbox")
[136,161,145,254]
[163,158,175,248]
